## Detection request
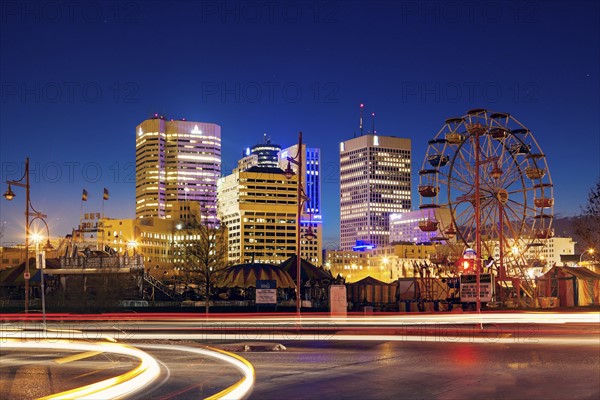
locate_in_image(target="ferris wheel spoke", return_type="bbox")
[498,159,527,188]
[447,172,474,196]
[506,197,538,223]
[502,202,530,237]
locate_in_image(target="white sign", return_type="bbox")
[256,280,277,304]
[460,274,493,302]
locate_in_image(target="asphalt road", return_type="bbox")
[2,338,598,399]
[242,339,600,400]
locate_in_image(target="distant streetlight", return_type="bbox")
[30,218,53,332]
[580,248,595,264]
[283,132,316,316]
[127,240,138,255]
[3,158,49,313]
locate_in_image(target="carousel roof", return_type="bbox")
[279,255,333,281]
[217,263,296,288]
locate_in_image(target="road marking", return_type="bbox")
[2,339,160,399]
[55,351,102,364]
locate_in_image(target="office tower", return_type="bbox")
[217,166,298,264]
[280,144,322,265]
[339,134,411,250]
[135,115,221,224]
[247,134,281,168]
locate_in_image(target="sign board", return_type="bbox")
[255,280,277,304]
[24,272,30,280]
[329,285,347,316]
[460,273,493,302]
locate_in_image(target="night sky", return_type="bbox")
[1,0,598,248]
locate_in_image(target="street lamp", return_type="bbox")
[284,131,316,316]
[580,248,595,264]
[30,224,53,332]
[3,158,47,313]
[127,240,138,256]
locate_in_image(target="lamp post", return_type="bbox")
[3,158,35,313]
[31,224,53,332]
[580,248,595,264]
[284,132,316,316]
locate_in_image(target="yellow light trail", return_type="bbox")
[1,337,256,400]
[54,351,102,364]
[135,343,255,400]
[2,339,160,399]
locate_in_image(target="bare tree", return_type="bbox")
[178,215,229,313]
[574,177,600,263]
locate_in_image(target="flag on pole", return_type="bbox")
[103,188,110,200]
[82,189,88,201]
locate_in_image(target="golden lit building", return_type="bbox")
[135,115,221,224]
[99,201,206,276]
[217,166,310,264]
[326,242,437,283]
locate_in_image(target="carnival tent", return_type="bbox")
[537,266,600,307]
[278,255,333,281]
[347,276,397,305]
[217,263,296,289]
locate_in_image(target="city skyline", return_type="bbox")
[1,1,599,247]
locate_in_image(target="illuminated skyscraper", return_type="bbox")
[247,134,281,168]
[339,134,411,251]
[280,144,322,265]
[217,166,298,264]
[135,115,221,224]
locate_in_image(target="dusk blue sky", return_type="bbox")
[1,0,599,248]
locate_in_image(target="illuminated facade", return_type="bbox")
[325,243,436,283]
[99,201,207,276]
[279,144,323,265]
[217,166,304,264]
[389,208,453,244]
[491,236,576,268]
[340,135,412,250]
[248,135,281,168]
[135,115,221,224]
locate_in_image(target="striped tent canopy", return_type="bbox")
[279,255,333,281]
[217,263,296,289]
[347,276,397,304]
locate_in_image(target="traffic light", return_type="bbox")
[462,259,472,271]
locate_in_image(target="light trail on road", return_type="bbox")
[134,344,255,400]
[1,338,255,399]
[2,311,597,326]
[1,339,160,399]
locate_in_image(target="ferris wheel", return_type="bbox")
[418,109,554,277]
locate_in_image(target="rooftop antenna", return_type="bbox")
[372,112,376,134]
[359,103,364,136]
